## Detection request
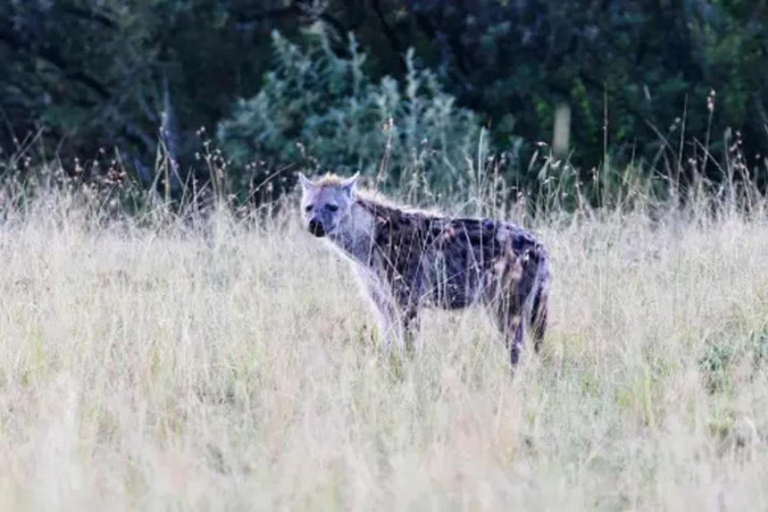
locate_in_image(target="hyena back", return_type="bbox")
[299,172,551,367]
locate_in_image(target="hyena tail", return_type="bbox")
[527,247,551,353]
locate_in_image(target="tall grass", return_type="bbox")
[0,156,766,510]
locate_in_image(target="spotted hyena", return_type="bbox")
[299,172,551,367]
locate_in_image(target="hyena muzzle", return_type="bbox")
[299,172,551,369]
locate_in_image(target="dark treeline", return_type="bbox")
[1,1,767,205]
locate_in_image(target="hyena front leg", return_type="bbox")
[362,280,407,356]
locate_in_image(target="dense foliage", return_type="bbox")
[1,1,766,204]
[217,32,489,201]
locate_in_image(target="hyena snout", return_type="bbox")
[308,218,326,237]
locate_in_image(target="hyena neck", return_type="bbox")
[327,200,378,265]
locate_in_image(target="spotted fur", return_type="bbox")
[299,173,551,368]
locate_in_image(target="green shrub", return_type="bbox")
[217,31,492,202]
[699,324,768,394]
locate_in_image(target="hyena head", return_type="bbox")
[298,172,359,238]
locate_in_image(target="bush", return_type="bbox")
[217,31,499,202]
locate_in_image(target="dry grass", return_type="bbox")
[0,195,767,511]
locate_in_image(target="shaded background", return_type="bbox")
[1,0,767,204]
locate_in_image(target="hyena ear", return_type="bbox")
[298,172,313,191]
[341,172,360,197]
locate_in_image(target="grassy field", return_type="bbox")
[0,193,767,510]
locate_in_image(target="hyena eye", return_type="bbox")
[326,204,339,212]
[304,204,313,212]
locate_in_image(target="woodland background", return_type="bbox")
[1,0,767,206]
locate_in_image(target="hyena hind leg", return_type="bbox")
[494,306,526,367]
[402,307,421,355]
[528,253,552,354]
[530,286,549,354]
